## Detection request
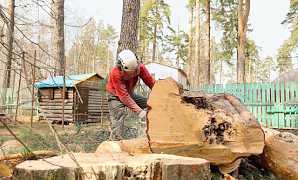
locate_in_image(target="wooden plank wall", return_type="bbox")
[38,88,74,122]
[77,77,109,123]
[88,89,109,123]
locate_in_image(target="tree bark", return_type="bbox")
[151,0,158,63]
[200,0,211,85]
[152,21,157,62]
[53,0,65,75]
[194,0,201,88]
[187,5,194,88]
[117,0,140,54]
[206,0,211,84]
[237,0,250,83]
[2,0,15,106]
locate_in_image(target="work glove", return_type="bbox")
[138,110,147,119]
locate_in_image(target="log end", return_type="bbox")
[262,128,298,180]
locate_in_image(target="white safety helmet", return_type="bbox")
[117,49,139,71]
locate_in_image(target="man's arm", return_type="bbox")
[139,64,155,89]
[111,73,142,113]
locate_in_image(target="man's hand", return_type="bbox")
[138,110,147,119]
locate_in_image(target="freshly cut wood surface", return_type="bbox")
[146,78,264,167]
[14,152,211,180]
[261,128,298,180]
[95,138,151,155]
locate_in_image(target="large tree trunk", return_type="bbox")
[151,0,159,63]
[117,0,140,54]
[2,0,15,106]
[237,0,250,83]
[200,0,211,85]
[53,0,65,75]
[146,78,264,169]
[187,5,194,88]
[194,0,201,88]
[261,128,298,180]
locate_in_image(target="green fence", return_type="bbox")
[200,82,298,129]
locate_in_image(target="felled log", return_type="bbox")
[0,150,57,161]
[13,152,211,180]
[145,78,264,167]
[261,128,298,180]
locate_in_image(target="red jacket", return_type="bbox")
[106,64,155,113]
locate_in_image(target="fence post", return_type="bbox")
[14,53,23,122]
[31,51,36,128]
[62,56,66,128]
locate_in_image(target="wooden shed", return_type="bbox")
[34,73,109,123]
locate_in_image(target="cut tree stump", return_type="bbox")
[261,128,298,180]
[0,150,57,178]
[94,78,265,173]
[13,152,211,180]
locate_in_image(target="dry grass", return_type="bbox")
[0,117,111,154]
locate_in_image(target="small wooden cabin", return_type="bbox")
[34,73,109,123]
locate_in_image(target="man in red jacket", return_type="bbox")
[106,49,155,140]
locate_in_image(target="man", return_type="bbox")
[106,49,155,140]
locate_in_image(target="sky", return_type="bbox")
[249,0,290,58]
[67,0,291,61]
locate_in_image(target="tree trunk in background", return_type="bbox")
[53,0,65,75]
[206,0,211,84]
[187,5,194,88]
[152,22,157,62]
[237,0,250,83]
[117,0,140,54]
[151,0,158,62]
[2,0,15,106]
[194,0,201,88]
[200,0,211,85]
